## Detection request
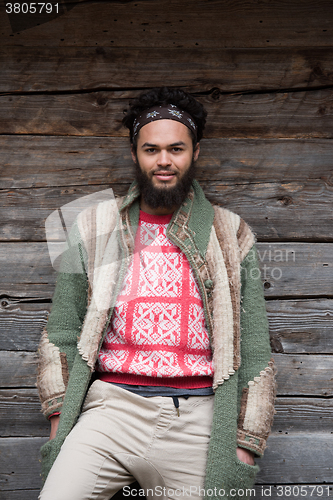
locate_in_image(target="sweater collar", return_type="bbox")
[119,178,214,259]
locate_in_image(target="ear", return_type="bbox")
[193,142,200,162]
[131,145,137,164]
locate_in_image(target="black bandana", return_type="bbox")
[133,104,197,140]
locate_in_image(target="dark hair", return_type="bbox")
[122,87,207,151]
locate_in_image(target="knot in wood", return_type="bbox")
[210,88,221,101]
[97,96,108,106]
[279,196,293,206]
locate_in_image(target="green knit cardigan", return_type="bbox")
[37,180,276,500]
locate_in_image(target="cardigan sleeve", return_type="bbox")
[236,243,277,457]
[37,221,88,419]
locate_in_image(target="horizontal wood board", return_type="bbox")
[267,299,333,354]
[1,135,333,240]
[1,299,332,354]
[2,47,333,93]
[1,179,333,241]
[3,89,333,139]
[1,242,332,298]
[1,391,332,437]
[1,352,332,396]
[2,137,332,187]
[1,434,332,491]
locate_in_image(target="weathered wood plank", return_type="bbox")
[1,299,332,354]
[2,136,333,189]
[1,242,332,298]
[203,89,333,139]
[1,178,333,241]
[257,434,333,483]
[3,88,333,139]
[202,179,333,242]
[1,390,332,437]
[0,243,55,298]
[0,303,50,351]
[267,299,333,354]
[256,243,333,298]
[0,437,46,491]
[2,0,333,48]
[3,47,333,93]
[2,47,333,93]
[0,434,332,491]
[274,353,333,397]
[272,397,333,433]
[1,351,332,396]
[0,351,38,388]
[0,489,135,500]
[0,389,48,437]
[1,136,332,239]
[0,490,41,500]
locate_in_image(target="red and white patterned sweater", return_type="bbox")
[96,210,213,388]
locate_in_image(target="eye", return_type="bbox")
[172,147,183,152]
[145,148,156,153]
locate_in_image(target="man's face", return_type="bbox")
[131,119,200,213]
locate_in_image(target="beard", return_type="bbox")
[134,156,196,210]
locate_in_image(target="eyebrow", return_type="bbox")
[141,141,187,148]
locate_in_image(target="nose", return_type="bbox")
[157,149,172,167]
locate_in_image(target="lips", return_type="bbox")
[153,170,176,181]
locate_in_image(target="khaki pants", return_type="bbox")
[39,380,214,500]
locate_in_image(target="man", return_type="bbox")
[37,87,276,500]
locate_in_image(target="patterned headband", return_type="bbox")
[132,104,197,140]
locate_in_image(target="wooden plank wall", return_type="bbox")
[1,1,333,498]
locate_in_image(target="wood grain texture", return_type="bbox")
[1,242,332,298]
[1,136,332,241]
[2,137,332,190]
[1,299,332,353]
[0,389,48,437]
[1,351,332,396]
[272,397,333,433]
[274,353,333,397]
[1,179,333,241]
[2,47,333,93]
[0,243,55,298]
[0,302,50,351]
[257,434,333,484]
[0,434,332,491]
[0,351,38,388]
[2,88,333,139]
[0,491,41,500]
[0,437,46,491]
[1,390,332,437]
[2,0,333,48]
[267,299,333,354]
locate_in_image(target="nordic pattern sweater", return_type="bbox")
[96,209,213,386]
[37,180,276,500]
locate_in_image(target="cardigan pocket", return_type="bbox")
[234,458,260,494]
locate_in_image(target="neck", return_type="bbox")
[139,197,179,215]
